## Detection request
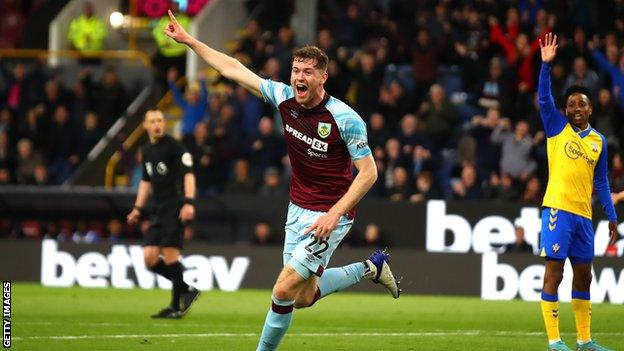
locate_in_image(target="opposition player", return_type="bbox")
[163,10,400,350]
[538,33,619,351]
[127,109,200,319]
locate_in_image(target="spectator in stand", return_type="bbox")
[419,84,458,152]
[589,38,624,108]
[248,116,284,180]
[609,152,624,194]
[367,112,390,153]
[273,26,295,83]
[18,107,44,150]
[15,138,42,184]
[347,223,388,248]
[412,28,443,105]
[451,163,482,200]
[258,167,287,196]
[379,81,412,130]
[410,145,433,180]
[383,138,408,191]
[213,103,242,163]
[469,108,502,179]
[521,176,543,203]
[564,57,600,97]
[70,70,95,130]
[225,159,255,194]
[502,225,534,253]
[185,121,221,195]
[395,113,431,157]
[409,171,439,204]
[352,51,384,118]
[47,105,78,184]
[1,62,35,118]
[233,85,263,139]
[76,112,103,161]
[387,166,413,202]
[0,167,11,185]
[168,68,208,145]
[67,1,106,62]
[0,132,13,179]
[491,119,542,182]
[592,89,621,149]
[95,67,128,131]
[0,0,25,49]
[250,221,278,246]
[31,163,49,185]
[106,219,124,243]
[486,172,520,202]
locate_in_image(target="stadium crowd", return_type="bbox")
[3,0,624,245]
[156,0,624,205]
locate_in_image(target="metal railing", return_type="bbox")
[0,49,151,67]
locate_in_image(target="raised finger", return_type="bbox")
[168,9,180,25]
[553,34,557,46]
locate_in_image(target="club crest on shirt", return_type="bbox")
[145,162,153,176]
[318,122,331,138]
[290,109,299,118]
[591,143,598,152]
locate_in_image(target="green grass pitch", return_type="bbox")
[11,283,624,350]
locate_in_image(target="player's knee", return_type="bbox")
[544,270,564,287]
[573,273,592,291]
[272,283,296,301]
[144,252,159,267]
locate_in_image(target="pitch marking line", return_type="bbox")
[12,331,624,341]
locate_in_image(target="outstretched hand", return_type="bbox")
[539,32,558,63]
[608,221,619,246]
[164,10,191,44]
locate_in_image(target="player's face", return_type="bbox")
[143,111,165,140]
[290,57,327,107]
[565,93,592,129]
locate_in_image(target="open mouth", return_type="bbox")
[295,83,308,97]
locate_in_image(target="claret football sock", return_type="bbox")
[571,291,591,344]
[256,295,295,351]
[541,292,561,343]
[317,262,366,300]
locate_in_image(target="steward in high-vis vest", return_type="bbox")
[68,1,106,54]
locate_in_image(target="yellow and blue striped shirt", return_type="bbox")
[538,63,616,221]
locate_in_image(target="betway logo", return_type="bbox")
[426,200,621,256]
[285,123,328,152]
[482,252,624,303]
[40,240,249,291]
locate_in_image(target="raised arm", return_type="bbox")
[164,10,262,97]
[538,33,567,137]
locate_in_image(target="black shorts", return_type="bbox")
[144,199,184,249]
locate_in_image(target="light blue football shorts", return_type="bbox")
[283,202,354,279]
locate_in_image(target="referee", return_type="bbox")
[127,109,200,319]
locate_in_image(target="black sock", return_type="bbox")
[148,259,171,279]
[166,261,189,310]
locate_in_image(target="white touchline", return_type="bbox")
[12,331,624,341]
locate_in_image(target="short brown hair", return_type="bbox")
[292,46,329,71]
